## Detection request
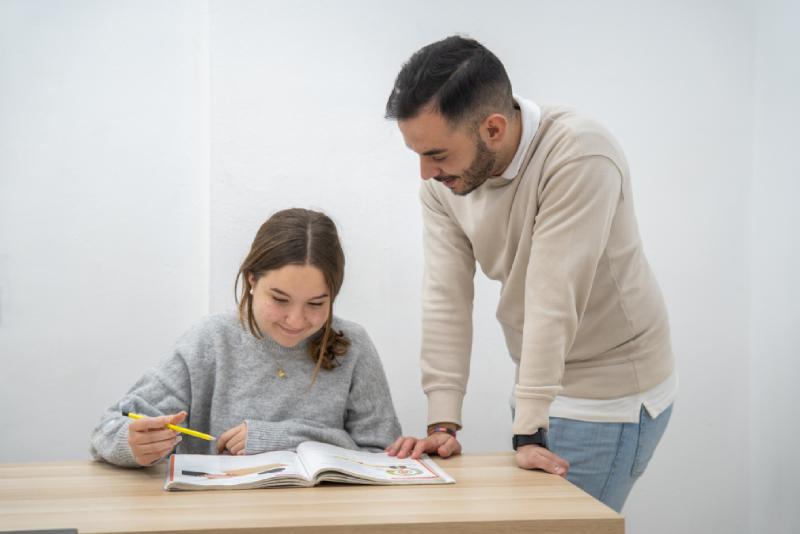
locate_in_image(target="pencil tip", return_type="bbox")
[121,411,129,417]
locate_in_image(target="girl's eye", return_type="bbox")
[272,296,289,304]
[308,302,326,307]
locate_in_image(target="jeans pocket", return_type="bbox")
[631,404,673,477]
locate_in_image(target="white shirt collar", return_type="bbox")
[499,96,541,180]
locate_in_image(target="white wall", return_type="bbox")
[1,1,792,533]
[750,1,800,533]
[209,3,753,533]
[0,1,209,460]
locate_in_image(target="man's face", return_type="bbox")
[398,108,496,196]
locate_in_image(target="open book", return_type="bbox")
[164,441,455,490]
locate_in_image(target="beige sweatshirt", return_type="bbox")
[420,106,675,436]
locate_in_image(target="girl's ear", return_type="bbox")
[247,272,257,288]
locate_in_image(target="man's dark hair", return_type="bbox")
[385,35,514,126]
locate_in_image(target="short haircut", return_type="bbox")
[385,35,514,126]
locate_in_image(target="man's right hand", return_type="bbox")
[127,411,186,466]
[385,432,462,459]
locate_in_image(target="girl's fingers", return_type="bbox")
[168,411,188,425]
[130,413,176,432]
[229,438,245,455]
[225,432,246,454]
[130,427,176,445]
[217,427,236,453]
[218,424,246,454]
[137,435,180,457]
[133,435,181,466]
[129,412,187,443]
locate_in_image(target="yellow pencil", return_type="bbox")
[123,411,216,441]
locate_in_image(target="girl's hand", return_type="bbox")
[127,411,186,466]
[217,422,248,455]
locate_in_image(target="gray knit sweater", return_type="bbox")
[90,312,401,467]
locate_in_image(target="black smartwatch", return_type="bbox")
[512,428,548,450]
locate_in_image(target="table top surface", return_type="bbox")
[0,453,622,534]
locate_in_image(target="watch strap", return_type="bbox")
[512,429,548,450]
[428,425,457,438]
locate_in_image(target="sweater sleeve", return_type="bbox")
[89,350,192,467]
[419,182,476,428]
[513,155,622,435]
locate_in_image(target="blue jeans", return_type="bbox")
[547,404,673,512]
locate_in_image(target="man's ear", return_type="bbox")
[480,113,510,149]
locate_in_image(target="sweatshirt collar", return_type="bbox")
[499,96,540,180]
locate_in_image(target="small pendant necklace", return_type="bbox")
[272,352,287,379]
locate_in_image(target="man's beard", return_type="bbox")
[436,138,496,196]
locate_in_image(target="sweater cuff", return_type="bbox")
[512,396,551,435]
[111,422,139,467]
[245,419,286,453]
[426,389,464,429]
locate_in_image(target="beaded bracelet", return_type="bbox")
[428,425,457,438]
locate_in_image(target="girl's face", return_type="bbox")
[248,264,331,347]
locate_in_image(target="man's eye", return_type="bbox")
[432,155,447,162]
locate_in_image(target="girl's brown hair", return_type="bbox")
[236,208,350,381]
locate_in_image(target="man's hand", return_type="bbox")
[385,432,462,459]
[515,444,569,476]
[217,422,248,455]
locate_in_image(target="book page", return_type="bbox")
[165,450,309,490]
[297,441,455,485]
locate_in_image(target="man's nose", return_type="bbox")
[420,158,440,181]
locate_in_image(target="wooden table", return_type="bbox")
[0,453,622,533]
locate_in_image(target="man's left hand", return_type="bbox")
[515,444,569,476]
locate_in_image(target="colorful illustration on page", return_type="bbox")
[332,456,425,477]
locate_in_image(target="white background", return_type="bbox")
[1,1,797,533]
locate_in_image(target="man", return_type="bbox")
[384,36,676,512]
